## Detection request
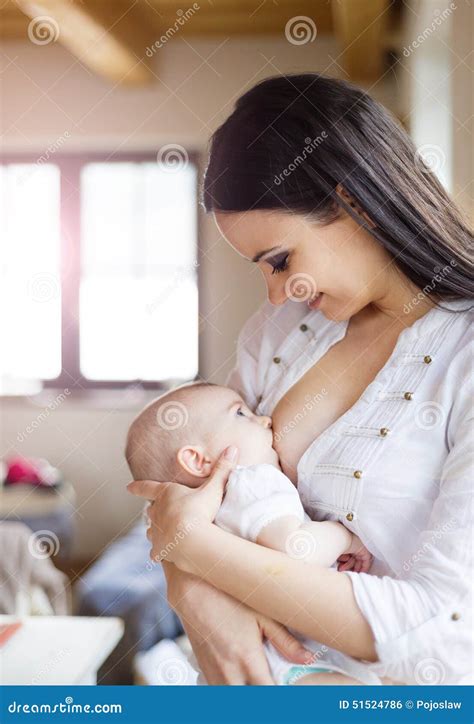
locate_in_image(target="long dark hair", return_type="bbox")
[203,73,473,300]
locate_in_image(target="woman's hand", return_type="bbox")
[163,562,313,685]
[127,446,238,567]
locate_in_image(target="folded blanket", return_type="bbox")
[0,521,68,615]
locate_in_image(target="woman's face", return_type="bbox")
[214,208,396,321]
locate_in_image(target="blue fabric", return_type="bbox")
[75,522,183,684]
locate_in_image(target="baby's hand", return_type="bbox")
[337,534,373,574]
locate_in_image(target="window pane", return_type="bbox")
[0,164,61,389]
[80,162,198,381]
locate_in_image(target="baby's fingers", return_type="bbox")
[338,556,356,572]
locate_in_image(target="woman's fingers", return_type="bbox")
[246,662,275,685]
[199,446,239,505]
[127,479,163,500]
[242,648,275,685]
[260,617,311,664]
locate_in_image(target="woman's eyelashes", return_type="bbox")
[269,252,289,275]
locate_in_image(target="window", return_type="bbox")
[0,153,199,394]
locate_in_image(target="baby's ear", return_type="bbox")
[177,445,212,479]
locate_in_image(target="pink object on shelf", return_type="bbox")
[5,456,61,488]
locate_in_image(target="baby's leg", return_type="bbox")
[293,672,363,685]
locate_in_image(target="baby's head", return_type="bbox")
[126,383,278,487]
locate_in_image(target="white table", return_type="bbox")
[0,615,124,685]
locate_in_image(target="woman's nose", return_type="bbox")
[264,276,287,306]
[267,285,287,306]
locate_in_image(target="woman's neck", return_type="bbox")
[357,271,436,329]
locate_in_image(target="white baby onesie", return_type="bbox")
[215,463,306,541]
[211,463,381,686]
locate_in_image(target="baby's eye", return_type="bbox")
[236,407,246,417]
[270,252,289,275]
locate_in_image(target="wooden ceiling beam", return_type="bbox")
[15,0,155,85]
[331,0,392,81]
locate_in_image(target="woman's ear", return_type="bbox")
[336,184,376,229]
[177,445,213,479]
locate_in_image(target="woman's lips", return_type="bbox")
[308,292,323,310]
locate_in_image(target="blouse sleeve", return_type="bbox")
[346,344,473,684]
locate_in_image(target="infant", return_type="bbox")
[126,382,379,686]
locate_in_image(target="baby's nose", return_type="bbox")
[258,415,272,429]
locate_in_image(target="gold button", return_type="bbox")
[451,612,461,621]
[380,427,389,437]
[273,356,281,364]
[299,324,308,332]
[346,512,354,522]
[353,470,362,479]
[404,391,413,401]
[423,355,432,364]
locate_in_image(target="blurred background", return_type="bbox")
[0,0,472,685]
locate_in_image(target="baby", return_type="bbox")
[126,382,378,685]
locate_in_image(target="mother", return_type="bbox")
[130,74,473,685]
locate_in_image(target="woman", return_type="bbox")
[129,74,473,685]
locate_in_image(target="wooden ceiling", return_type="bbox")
[0,0,402,85]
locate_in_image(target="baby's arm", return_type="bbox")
[216,465,372,571]
[257,516,372,571]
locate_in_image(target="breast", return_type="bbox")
[272,365,364,482]
[271,325,401,481]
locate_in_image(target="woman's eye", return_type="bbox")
[269,253,289,275]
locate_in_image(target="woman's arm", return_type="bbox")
[163,562,313,684]
[171,517,377,662]
[343,367,473,684]
[131,449,377,662]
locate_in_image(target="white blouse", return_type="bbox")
[227,298,473,685]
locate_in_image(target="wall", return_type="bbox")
[0,32,406,558]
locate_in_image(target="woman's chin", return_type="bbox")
[319,299,353,323]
